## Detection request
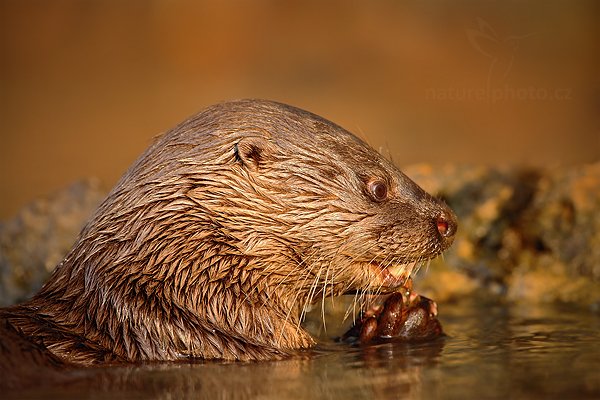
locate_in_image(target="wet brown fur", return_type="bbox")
[0,99,456,368]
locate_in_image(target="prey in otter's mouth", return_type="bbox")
[0,99,457,368]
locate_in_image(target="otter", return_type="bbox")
[0,99,456,368]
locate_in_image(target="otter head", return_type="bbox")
[30,99,456,363]
[193,100,457,296]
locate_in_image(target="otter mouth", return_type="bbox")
[345,260,420,295]
[378,261,419,291]
[378,261,418,288]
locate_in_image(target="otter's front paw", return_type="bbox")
[341,291,444,344]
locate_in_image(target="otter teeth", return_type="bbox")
[387,264,409,278]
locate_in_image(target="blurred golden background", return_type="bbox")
[1,0,598,219]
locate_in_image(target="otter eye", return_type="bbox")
[368,180,388,201]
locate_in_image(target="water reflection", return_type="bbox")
[7,300,600,399]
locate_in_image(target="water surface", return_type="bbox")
[8,300,600,399]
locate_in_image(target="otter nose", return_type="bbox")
[435,212,457,239]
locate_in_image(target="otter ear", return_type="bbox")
[235,136,273,172]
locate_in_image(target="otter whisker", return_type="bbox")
[338,240,381,322]
[270,246,319,294]
[284,250,326,335]
[275,250,322,345]
[320,265,331,333]
[292,263,324,338]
